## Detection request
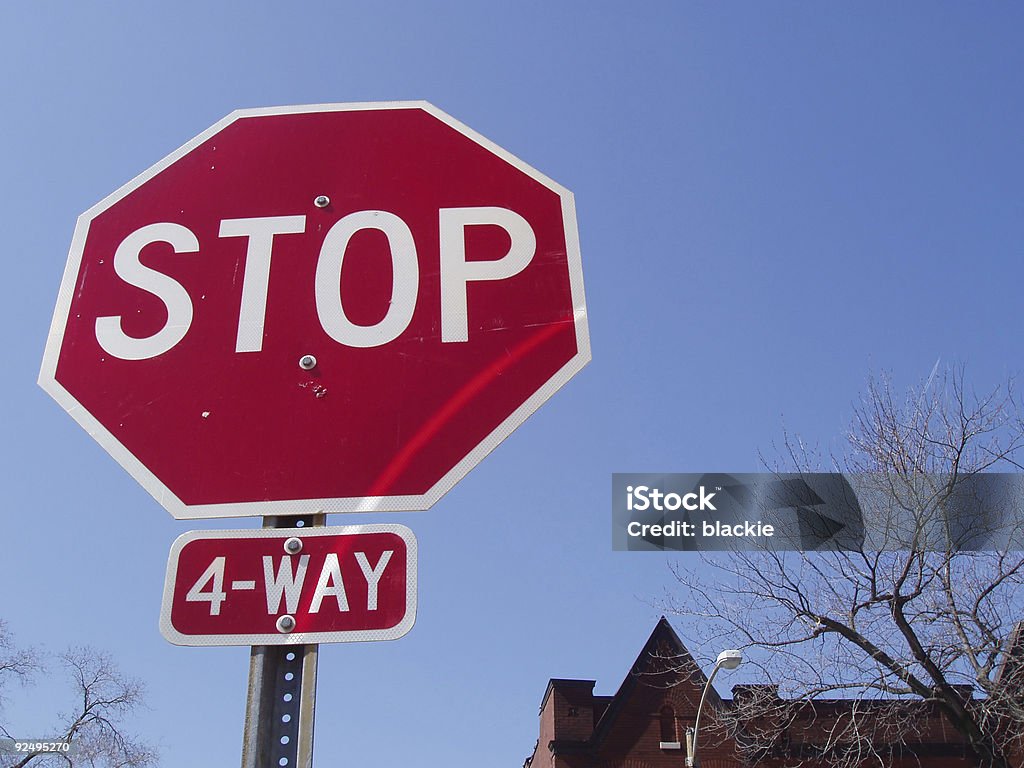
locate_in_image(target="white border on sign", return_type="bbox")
[38,101,591,519]
[158,523,418,647]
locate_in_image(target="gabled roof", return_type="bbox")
[588,616,716,746]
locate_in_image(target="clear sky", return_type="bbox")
[2,3,1023,767]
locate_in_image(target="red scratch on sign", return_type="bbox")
[369,321,565,496]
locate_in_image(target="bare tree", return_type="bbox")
[668,368,1024,768]
[0,621,42,732]
[0,628,156,768]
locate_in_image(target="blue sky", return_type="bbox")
[2,3,1023,767]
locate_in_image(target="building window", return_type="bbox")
[659,705,680,749]
[660,706,676,742]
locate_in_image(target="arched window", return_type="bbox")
[659,705,677,744]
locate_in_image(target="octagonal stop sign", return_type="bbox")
[39,102,589,519]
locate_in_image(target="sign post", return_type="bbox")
[41,102,589,767]
[241,642,317,768]
[240,515,323,768]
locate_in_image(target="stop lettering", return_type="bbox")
[96,206,537,360]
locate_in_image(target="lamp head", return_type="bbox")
[716,649,743,670]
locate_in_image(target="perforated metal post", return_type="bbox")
[241,515,323,768]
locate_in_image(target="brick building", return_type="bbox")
[524,618,986,768]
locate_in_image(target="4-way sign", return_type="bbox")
[161,525,416,646]
[39,101,590,519]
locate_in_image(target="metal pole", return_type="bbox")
[241,514,324,768]
[687,650,741,768]
[687,663,722,768]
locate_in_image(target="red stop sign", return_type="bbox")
[39,102,589,519]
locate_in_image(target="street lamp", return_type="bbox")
[685,649,742,767]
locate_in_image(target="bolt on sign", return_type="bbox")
[39,102,590,519]
[160,525,416,646]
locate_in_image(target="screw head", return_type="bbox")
[298,355,317,371]
[314,195,330,208]
[276,615,296,633]
[284,537,303,555]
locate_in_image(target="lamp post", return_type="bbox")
[685,649,742,767]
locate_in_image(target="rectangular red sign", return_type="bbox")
[160,525,416,646]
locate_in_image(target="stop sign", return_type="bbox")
[39,102,589,519]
